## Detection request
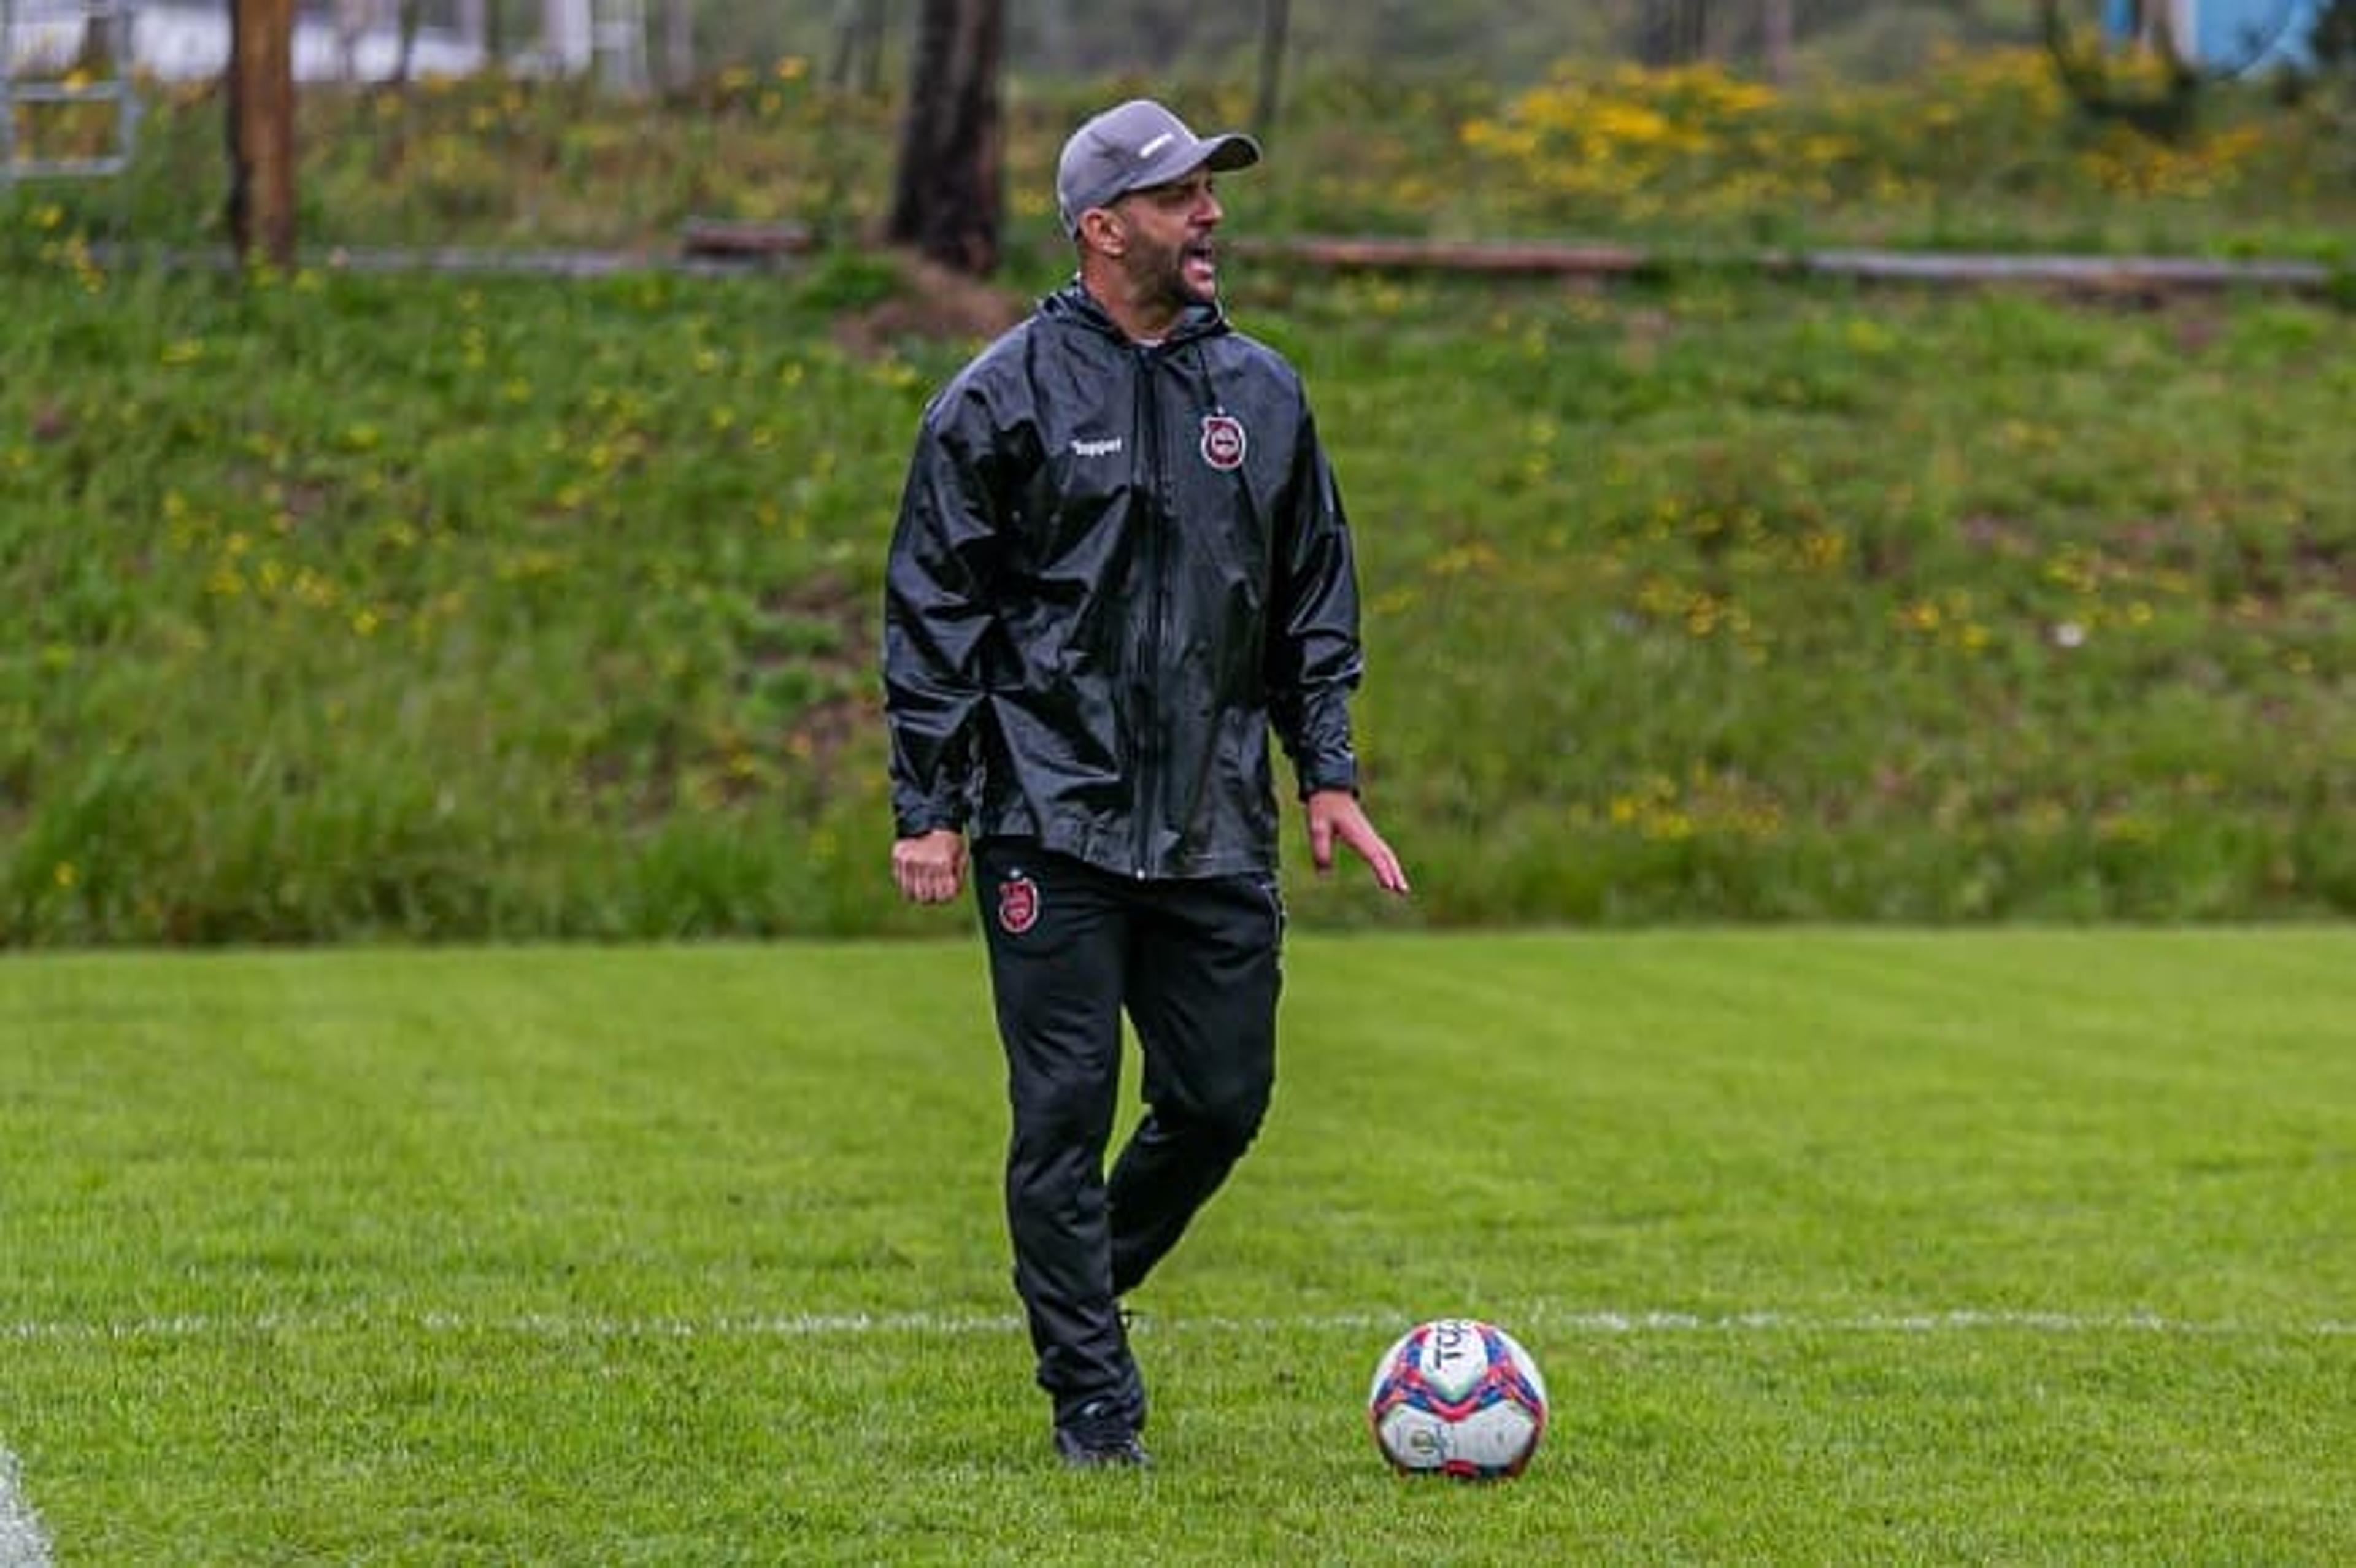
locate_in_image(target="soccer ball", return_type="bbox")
[1366,1318,1548,1480]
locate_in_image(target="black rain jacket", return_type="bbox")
[882,283,1365,881]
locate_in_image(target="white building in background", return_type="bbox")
[3,0,599,82]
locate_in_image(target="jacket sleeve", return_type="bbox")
[1266,403,1365,799]
[882,386,1007,838]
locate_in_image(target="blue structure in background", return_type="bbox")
[2103,0,2325,70]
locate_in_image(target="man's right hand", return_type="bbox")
[891,829,968,905]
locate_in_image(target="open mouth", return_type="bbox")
[1182,240,1219,288]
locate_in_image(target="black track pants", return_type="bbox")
[972,840,1284,1423]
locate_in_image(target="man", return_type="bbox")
[882,98,1409,1468]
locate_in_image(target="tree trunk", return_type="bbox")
[664,0,693,92]
[2039,0,2202,140]
[830,0,891,93]
[226,0,299,268]
[1760,0,1793,84]
[1254,0,1290,133]
[395,0,425,84]
[1638,0,1709,66]
[886,0,1003,277]
[1036,0,1071,73]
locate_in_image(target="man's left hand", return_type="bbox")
[1304,789,1411,896]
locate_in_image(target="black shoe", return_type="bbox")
[1053,1397,1150,1468]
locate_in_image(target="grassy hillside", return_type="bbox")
[2,60,2351,940]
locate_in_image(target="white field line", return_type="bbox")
[2,1307,2350,1343]
[0,1446,53,1568]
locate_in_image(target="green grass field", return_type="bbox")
[3,929,2350,1564]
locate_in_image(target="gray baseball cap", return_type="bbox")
[1055,99,1262,237]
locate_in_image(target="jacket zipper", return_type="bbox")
[1133,342,1167,879]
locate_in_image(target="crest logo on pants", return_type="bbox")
[1199,413,1247,472]
[997,870,1040,936]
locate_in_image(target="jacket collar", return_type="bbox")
[1042,281,1228,347]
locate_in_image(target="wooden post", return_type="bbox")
[226,0,298,268]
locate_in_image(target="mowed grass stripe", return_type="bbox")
[6,1305,2352,1343]
[1,931,2350,1564]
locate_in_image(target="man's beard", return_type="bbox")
[1142,233,1217,312]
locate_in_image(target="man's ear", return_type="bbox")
[1079,206,1127,257]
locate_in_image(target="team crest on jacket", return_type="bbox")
[1199,413,1247,472]
[997,870,1040,936]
